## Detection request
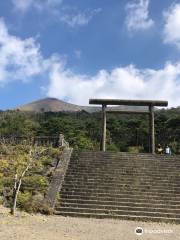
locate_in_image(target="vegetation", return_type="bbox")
[0,108,179,153]
[0,142,62,214]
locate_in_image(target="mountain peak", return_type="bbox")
[16,97,84,112]
[15,97,101,113]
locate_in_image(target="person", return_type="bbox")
[165,145,171,155]
[157,144,163,154]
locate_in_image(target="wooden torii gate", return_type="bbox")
[89,99,168,154]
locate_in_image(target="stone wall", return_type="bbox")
[45,136,73,209]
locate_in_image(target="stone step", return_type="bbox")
[66,169,179,175]
[65,170,180,176]
[61,180,180,189]
[55,206,180,218]
[57,151,180,223]
[68,167,180,172]
[67,163,180,168]
[60,194,180,204]
[66,165,180,171]
[67,166,180,172]
[79,151,179,157]
[61,190,180,199]
[79,157,180,161]
[63,185,179,192]
[73,150,179,156]
[65,175,180,182]
[62,177,179,188]
[76,155,180,160]
[62,184,180,192]
[58,198,180,208]
[63,180,180,187]
[68,164,180,170]
[76,158,156,161]
[67,167,180,173]
[61,189,180,198]
[75,161,180,165]
[78,151,176,154]
[74,154,179,158]
[71,159,180,163]
[64,175,180,182]
[63,180,179,188]
[55,211,180,223]
[77,160,179,163]
[57,202,180,214]
[66,170,180,177]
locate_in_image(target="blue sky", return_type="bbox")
[0,0,180,109]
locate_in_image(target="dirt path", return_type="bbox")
[0,206,179,240]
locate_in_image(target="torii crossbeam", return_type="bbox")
[89,99,168,154]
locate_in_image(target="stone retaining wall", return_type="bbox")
[45,147,73,209]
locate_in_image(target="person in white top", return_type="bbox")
[165,145,171,155]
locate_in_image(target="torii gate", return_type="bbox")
[89,99,168,154]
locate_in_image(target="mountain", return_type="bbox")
[15,97,150,113]
[16,98,100,113]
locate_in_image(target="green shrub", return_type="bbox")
[106,144,119,152]
[22,176,49,189]
[128,146,144,153]
[1,177,13,187]
[0,196,4,205]
[169,141,179,154]
[17,192,53,214]
[74,136,94,150]
[23,197,53,214]
[17,191,32,208]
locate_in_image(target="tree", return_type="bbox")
[165,117,180,153]
[0,142,45,215]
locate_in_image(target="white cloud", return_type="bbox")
[47,61,180,107]
[0,18,58,85]
[12,0,62,12]
[125,0,154,31]
[11,0,34,12]
[163,3,180,49]
[60,8,101,27]
[12,0,33,12]
[12,0,101,28]
[0,18,180,107]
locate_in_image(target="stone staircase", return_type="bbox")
[55,151,180,223]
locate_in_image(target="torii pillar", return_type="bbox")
[101,104,107,151]
[149,105,155,154]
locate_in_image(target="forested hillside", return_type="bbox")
[0,108,180,153]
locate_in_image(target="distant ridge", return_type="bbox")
[16,98,100,113]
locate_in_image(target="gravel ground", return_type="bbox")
[0,206,179,240]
